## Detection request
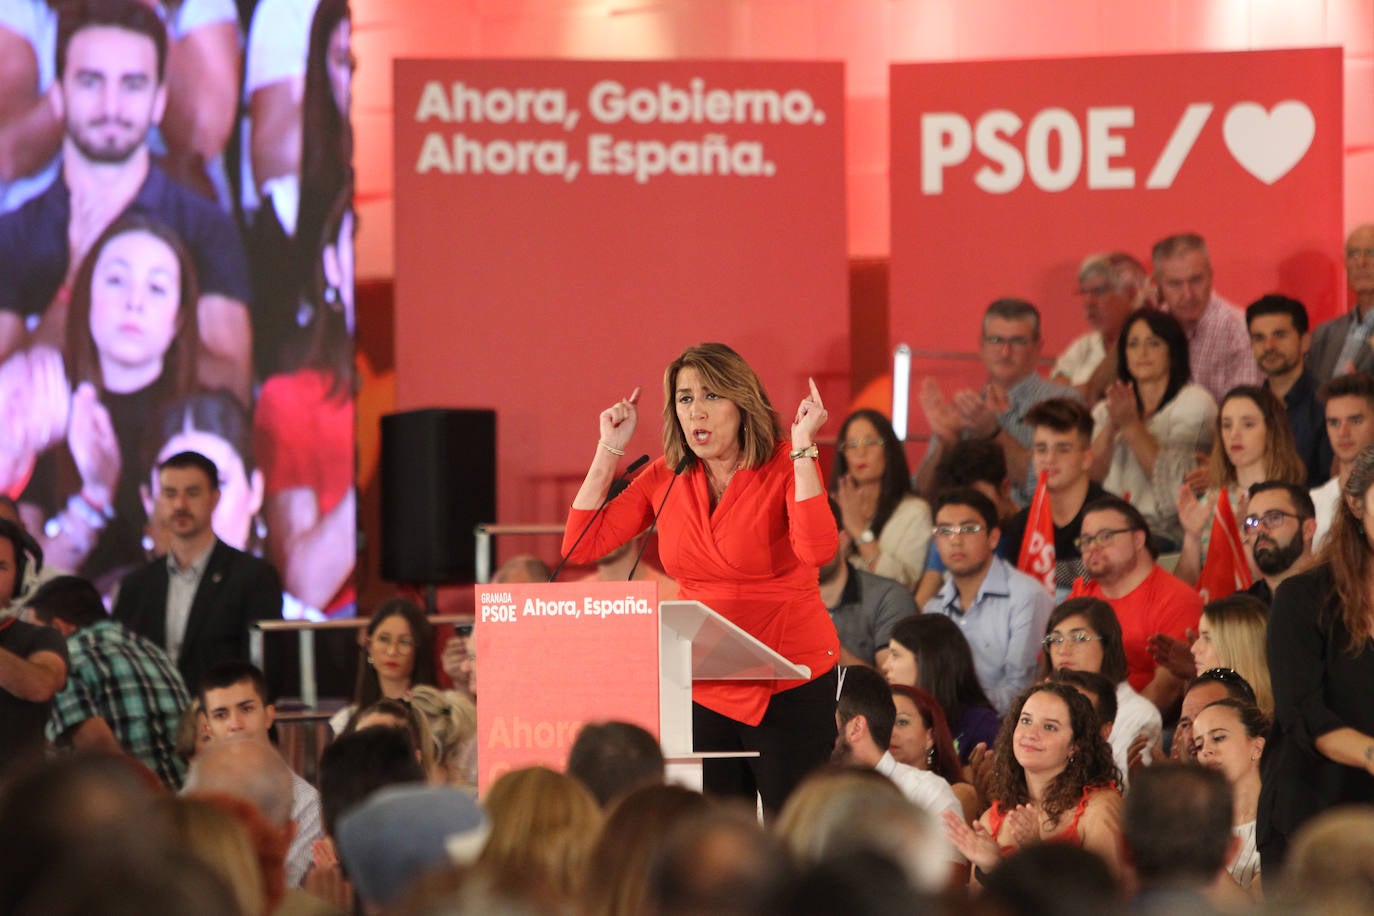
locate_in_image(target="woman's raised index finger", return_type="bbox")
[808,377,822,405]
[626,386,641,405]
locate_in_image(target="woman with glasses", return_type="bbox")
[830,409,931,591]
[944,682,1123,883]
[1090,307,1217,550]
[1173,386,1306,586]
[1036,597,1161,785]
[1260,444,1374,867]
[884,614,1000,763]
[330,598,436,735]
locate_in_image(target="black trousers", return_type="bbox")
[692,667,839,817]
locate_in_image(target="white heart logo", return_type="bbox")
[1222,101,1315,185]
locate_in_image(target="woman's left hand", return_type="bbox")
[791,377,828,447]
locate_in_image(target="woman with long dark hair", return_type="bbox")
[20,214,200,587]
[884,614,999,763]
[330,598,436,735]
[944,682,1123,882]
[830,408,931,591]
[1089,307,1216,549]
[1259,443,1374,868]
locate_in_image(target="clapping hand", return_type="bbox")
[943,809,1001,873]
[920,378,962,441]
[1148,628,1198,681]
[1104,380,1141,429]
[1175,485,1212,538]
[952,387,1000,438]
[68,382,120,511]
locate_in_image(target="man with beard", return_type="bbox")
[1247,295,1332,487]
[0,0,250,398]
[112,451,281,693]
[1070,496,1201,712]
[832,663,965,884]
[1241,482,1315,605]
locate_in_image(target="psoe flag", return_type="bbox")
[1017,470,1055,595]
[1197,487,1253,603]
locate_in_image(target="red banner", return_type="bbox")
[392,61,847,543]
[1017,470,1056,594]
[1197,487,1252,604]
[890,49,1344,413]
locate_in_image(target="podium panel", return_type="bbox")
[474,581,659,792]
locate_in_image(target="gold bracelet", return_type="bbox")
[599,440,625,457]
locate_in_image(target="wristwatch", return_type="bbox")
[857,529,876,545]
[789,444,820,461]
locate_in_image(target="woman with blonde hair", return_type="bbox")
[1189,595,1274,717]
[157,795,267,916]
[478,766,603,900]
[407,684,477,786]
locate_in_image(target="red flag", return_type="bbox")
[1017,470,1056,594]
[1196,487,1253,603]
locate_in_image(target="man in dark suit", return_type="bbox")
[113,451,282,691]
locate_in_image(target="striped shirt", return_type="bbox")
[47,619,190,788]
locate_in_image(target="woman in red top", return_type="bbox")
[564,343,839,814]
[944,682,1123,882]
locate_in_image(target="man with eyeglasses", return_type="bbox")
[923,487,1052,714]
[1152,233,1261,404]
[1312,372,1374,548]
[1241,482,1316,605]
[1051,252,1149,404]
[198,659,324,888]
[1308,224,1374,383]
[1070,496,1202,712]
[916,298,1080,508]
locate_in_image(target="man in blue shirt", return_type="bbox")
[923,487,1052,714]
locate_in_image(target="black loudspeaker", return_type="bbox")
[380,408,495,583]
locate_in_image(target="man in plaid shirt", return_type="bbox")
[31,575,189,788]
[1152,232,1262,404]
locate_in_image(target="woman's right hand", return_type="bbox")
[943,809,1001,874]
[598,386,641,453]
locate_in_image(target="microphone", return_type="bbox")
[549,454,650,582]
[627,454,692,582]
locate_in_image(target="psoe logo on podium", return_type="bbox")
[474,580,660,790]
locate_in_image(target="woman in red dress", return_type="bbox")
[564,342,839,814]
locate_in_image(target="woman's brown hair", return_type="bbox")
[1209,386,1305,490]
[1321,444,1374,652]
[661,343,784,471]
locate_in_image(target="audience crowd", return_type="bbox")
[3,105,1374,912]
